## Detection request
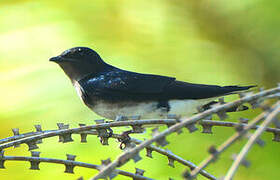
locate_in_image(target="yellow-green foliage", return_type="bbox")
[0,0,279,179]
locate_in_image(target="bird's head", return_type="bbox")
[50,47,106,82]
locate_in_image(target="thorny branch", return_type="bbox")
[0,153,153,180]
[224,103,280,180]
[189,102,279,178]
[92,86,280,179]
[0,129,217,179]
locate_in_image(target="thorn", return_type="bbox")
[101,158,111,166]
[115,115,127,121]
[30,151,40,170]
[0,150,4,158]
[201,124,213,134]
[217,111,228,120]
[26,140,39,151]
[218,97,225,104]
[34,125,43,144]
[168,157,175,168]
[57,123,73,143]
[176,129,183,135]
[57,123,64,142]
[95,120,112,145]
[272,132,280,142]
[235,123,244,132]
[0,160,4,169]
[67,154,76,161]
[12,128,20,148]
[231,154,251,168]
[0,150,5,169]
[152,128,169,146]
[97,127,113,146]
[31,151,40,157]
[64,154,76,174]
[246,133,265,147]
[12,128,19,136]
[135,168,145,176]
[273,119,280,128]
[132,125,144,133]
[100,159,117,179]
[185,123,198,133]
[205,114,213,120]
[146,148,153,158]
[208,145,219,161]
[94,119,105,124]
[182,169,192,180]
[126,143,142,163]
[79,124,87,143]
[256,138,266,147]
[34,125,42,132]
[249,98,264,109]
[196,106,204,113]
[239,118,249,124]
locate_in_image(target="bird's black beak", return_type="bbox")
[49,56,77,63]
[49,56,61,62]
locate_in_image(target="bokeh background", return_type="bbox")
[0,0,279,179]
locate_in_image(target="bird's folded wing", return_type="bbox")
[80,70,254,101]
[79,70,175,99]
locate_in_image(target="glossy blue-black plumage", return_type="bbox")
[78,66,254,103]
[51,47,255,104]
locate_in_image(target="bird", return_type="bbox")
[50,47,255,120]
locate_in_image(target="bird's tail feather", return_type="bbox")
[223,85,257,95]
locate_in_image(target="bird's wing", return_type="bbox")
[79,70,254,101]
[79,70,175,101]
[163,81,255,99]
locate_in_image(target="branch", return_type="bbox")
[189,102,279,178]
[0,119,176,150]
[0,153,153,180]
[0,129,217,180]
[224,103,280,180]
[92,87,280,179]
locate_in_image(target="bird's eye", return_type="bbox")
[61,47,96,59]
[62,49,83,58]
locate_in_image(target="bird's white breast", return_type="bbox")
[90,98,215,120]
[73,81,83,101]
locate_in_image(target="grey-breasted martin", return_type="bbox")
[50,47,255,120]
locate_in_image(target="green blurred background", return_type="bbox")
[0,0,279,179]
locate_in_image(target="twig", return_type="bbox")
[2,119,280,146]
[92,87,280,179]
[0,129,217,180]
[190,102,279,178]
[0,119,176,150]
[224,103,280,180]
[0,155,153,180]
[72,132,217,180]
[131,138,217,180]
[2,119,280,148]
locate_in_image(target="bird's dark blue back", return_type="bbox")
[78,67,253,103]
